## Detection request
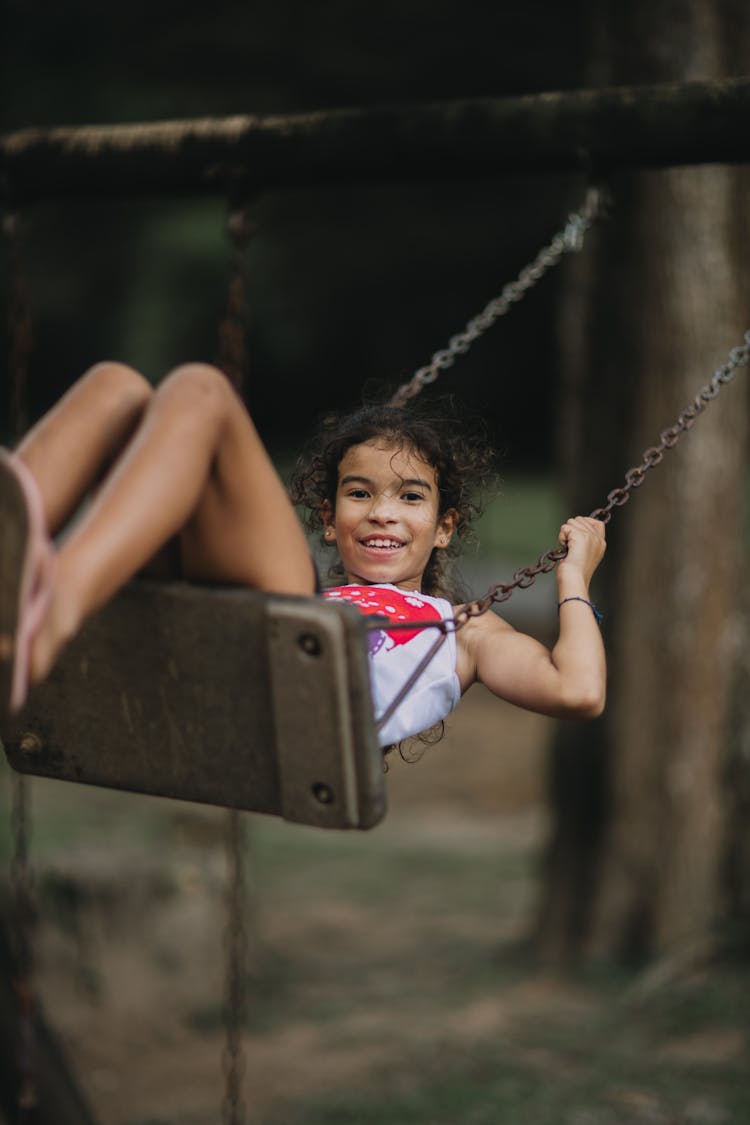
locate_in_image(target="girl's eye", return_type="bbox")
[402,491,424,502]
[347,488,370,499]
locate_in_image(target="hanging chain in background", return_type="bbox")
[222,810,248,1125]
[3,211,32,437]
[389,186,602,407]
[217,205,254,392]
[10,777,36,1117]
[3,207,38,1119]
[219,199,252,1125]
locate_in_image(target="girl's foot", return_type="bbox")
[0,450,56,717]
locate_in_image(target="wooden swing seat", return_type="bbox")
[0,580,386,830]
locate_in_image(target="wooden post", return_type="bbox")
[536,0,750,964]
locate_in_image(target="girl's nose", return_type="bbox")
[368,494,397,522]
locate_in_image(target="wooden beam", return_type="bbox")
[2,77,750,204]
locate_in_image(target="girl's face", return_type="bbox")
[323,440,457,592]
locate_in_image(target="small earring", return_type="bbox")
[324,527,334,540]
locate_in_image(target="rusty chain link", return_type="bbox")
[3,204,39,1118]
[389,187,602,407]
[217,205,253,393]
[222,810,248,1125]
[219,195,252,1125]
[450,327,750,629]
[10,776,37,1117]
[3,211,32,437]
[587,332,750,524]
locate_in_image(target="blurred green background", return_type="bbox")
[1,0,599,475]
[2,3,750,1123]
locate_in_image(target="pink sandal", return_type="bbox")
[0,450,56,716]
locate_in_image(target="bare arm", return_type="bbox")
[457,517,607,719]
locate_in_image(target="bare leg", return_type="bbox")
[25,363,314,683]
[16,361,154,535]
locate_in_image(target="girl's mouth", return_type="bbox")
[359,537,404,552]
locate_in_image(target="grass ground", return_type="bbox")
[1,685,748,1125]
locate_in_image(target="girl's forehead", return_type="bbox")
[337,439,437,482]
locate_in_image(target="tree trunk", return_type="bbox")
[720,7,750,953]
[537,0,749,962]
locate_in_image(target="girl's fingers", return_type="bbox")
[561,516,606,539]
[558,517,607,562]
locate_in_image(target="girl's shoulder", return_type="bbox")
[453,605,517,691]
[451,603,516,633]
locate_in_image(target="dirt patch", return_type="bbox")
[5,686,748,1124]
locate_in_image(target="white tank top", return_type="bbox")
[324,584,461,746]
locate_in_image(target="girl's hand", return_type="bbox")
[457,514,607,717]
[557,516,606,586]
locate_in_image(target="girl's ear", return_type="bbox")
[434,508,459,549]
[321,500,335,538]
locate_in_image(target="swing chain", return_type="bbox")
[217,203,254,393]
[222,812,248,1125]
[589,331,750,524]
[389,186,602,407]
[4,204,38,1116]
[445,329,750,628]
[10,774,37,1115]
[3,211,32,436]
[218,191,252,1125]
[10,777,33,961]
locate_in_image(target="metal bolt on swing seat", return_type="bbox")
[298,633,322,656]
[312,782,335,805]
[20,733,42,755]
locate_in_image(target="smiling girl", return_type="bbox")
[293,402,606,746]
[0,362,606,745]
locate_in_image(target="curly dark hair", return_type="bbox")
[290,397,497,599]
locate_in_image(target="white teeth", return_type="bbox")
[362,538,402,549]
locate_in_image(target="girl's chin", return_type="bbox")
[339,550,427,590]
[344,568,423,590]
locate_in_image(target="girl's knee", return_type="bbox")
[83,361,153,408]
[158,363,238,417]
[163,362,230,392]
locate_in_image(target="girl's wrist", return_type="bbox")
[556,571,592,601]
[558,595,603,626]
